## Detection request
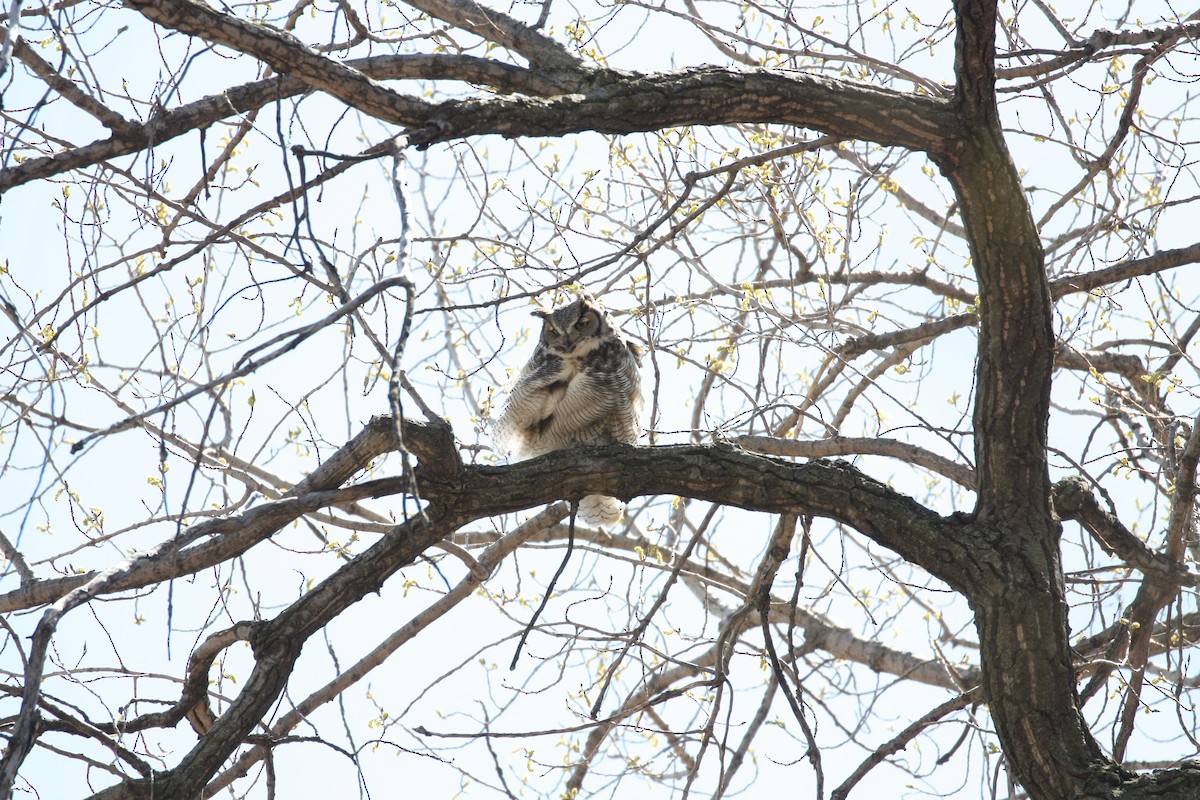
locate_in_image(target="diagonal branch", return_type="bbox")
[11,38,138,134]
[203,503,572,795]
[121,0,428,124]
[398,0,579,69]
[0,53,569,193]
[86,510,458,800]
[1050,242,1200,298]
[1052,478,1199,586]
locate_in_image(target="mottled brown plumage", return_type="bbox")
[495,297,643,525]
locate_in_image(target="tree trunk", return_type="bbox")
[943,3,1118,796]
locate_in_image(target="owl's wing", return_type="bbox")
[493,351,570,456]
[607,353,644,445]
[545,353,643,448]
[613,360,644,445]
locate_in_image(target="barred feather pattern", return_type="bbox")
[495,298,643,526]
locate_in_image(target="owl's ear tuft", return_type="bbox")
[578,298,605,318]
[531,309,551,319]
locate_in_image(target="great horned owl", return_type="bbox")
[495,297,643,526]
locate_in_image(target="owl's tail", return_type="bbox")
[578,494,624,527]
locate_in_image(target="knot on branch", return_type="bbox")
[369,414,462,481]
[1049,475,1094,517]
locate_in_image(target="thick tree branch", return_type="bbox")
[406,67,956,152]
[109,0,965,157]
[406,442,984,594]
[0,427,976,616]
[945,10,1052,516]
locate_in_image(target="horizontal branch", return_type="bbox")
[2,64,953,192]
[996,20,1200,82]
[409,442,986,594]
[737,434,977,489]
[2,420,984,615]
[408,67,957,152]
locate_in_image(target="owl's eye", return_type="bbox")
[574,314,591,330]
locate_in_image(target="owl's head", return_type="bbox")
[533,298,609,355]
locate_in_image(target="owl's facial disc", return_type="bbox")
[534,302,606,355]
[535,323,570,355]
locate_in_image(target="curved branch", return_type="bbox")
[415,443,983,594]
[110,0,963,156]
[944,3,1111,796]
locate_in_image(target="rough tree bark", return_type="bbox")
[4,0,1200,797]
[930,3,1116,797]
